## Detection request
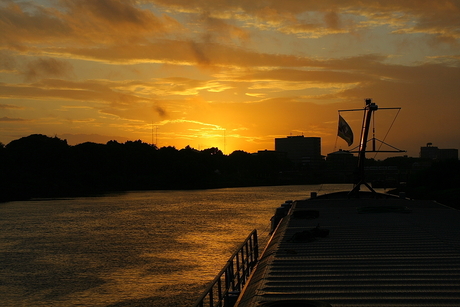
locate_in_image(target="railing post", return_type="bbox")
[217,277,222,306]
[224,265,230,291]
[254,230,259,263]
[236,253,241,290]
[209,287,214,307]
[192,229,259,307]
[240,248,244,286]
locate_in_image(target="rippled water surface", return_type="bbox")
[0,184,355,306]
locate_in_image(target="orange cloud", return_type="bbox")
[39,39,321,67]
[1,0,459,156]
[148,0,460,41]
[0,0,182,50]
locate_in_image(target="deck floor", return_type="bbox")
[235,193,460,307]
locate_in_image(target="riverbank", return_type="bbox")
[2,135,458,204]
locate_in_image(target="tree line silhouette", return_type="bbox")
[1,134,458,206]
[0,134,293,201]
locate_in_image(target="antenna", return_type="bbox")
[339,99,405,196]
[151,122,159,147]
[223,129,226,154]
[155,126,158,147]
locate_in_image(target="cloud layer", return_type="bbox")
[1,0,459,156]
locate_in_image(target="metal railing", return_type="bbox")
[192,229,259,307]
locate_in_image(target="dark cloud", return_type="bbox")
[149,0,460,40]
[0,104,24,110]
[0,0,182,50]
[188,40,212,67]
[0,50,17,71]
[324,11,341,30]
[0,2,74,45]
[0,116,27,122]
[2,0,457,65]
[24,58,74,81]
[61,0,164,30]
[69,0,148,25]
[154,105,167,118]
[196,11,251,44]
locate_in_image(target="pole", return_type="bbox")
[349,99,378,196]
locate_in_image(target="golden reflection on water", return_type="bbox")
[0,184,353,306]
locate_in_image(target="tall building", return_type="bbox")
[420,143,458,160]
[420,143,439,159]
[275,136,322,169]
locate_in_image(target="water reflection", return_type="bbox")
[0,184,353,306]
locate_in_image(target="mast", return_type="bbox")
[349,98,378,196]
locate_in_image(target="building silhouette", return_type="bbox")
[324,149,357,182]
[420,143,458,160]
[275,136,322,169]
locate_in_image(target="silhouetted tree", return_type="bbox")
[2,134,457,204]
[1,134,70,199]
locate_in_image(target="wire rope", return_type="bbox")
[372,108,401,159]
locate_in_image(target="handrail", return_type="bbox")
[192,229,259,307]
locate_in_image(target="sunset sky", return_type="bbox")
[1,0,459,158]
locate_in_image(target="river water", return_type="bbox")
[0,184,358,307]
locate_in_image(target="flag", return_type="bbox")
[338,114,353,146]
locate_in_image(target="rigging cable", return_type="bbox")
[372,108,401,159]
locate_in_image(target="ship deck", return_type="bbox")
[235,192,460,307]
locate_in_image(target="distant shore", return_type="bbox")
[1,134,458,206]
